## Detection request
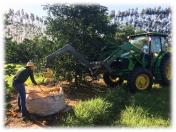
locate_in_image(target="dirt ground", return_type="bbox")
[5,79,107,128]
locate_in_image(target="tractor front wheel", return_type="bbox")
[128,68,153,93]
[103,72,123,87]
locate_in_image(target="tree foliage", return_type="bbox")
[5,36,55,65]
[44,4,117,59]
[5,5,170,84]
[44,4,118,83]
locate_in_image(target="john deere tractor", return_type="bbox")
[45,32,171,92]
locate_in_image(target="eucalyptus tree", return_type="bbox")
[113,7,171,34]
[4,9,46,42]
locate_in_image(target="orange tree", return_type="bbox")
[44,4,118,84]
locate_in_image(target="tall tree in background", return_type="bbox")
[4,9,46,43]
[44,4,117,84]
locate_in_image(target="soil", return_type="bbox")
[4,79,107,128]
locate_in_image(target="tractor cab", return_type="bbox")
[128,32,168,55]
[126,32,171,91]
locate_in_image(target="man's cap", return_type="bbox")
[26,60,35,67]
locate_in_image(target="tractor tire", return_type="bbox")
[128,68,153,93]
[160,53,171,86]
[103,72,123,87]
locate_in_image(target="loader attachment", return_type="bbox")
[46,44,90,67]
[45,43,111,76]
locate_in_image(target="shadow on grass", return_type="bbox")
[127,87,171,119]
[59,82,131,126]
[58,82,170,127]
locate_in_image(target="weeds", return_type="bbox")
[119,105,169,127]
[62,86,170,127]
[65,98,112,126]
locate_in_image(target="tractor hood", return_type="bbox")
[119,42,135,51]
[103,42,141,64]
[109,42,141,58]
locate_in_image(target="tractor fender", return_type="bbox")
[153,52,171,81]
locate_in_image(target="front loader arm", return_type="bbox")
[46,44,90,68]
[45,43,113,76]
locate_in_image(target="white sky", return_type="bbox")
[1,0,171,17]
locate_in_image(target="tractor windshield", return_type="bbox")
[129,36,149,54]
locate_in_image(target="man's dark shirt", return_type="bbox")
[13,66,37,85]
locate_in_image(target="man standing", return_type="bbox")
[12,60,37,119]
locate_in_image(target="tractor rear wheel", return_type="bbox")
[103,72,123,87]
[128,68,153,93]
[160,54,171,86]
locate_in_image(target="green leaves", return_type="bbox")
[5,36,55,64]
[43,4,119,82]
[45,4,117,60]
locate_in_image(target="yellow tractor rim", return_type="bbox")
[165,60,171,80]
[135,74,150,90]
[109,75,120,83]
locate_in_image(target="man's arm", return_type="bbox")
[30,72,37,85]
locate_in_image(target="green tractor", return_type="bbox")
[45,32,171,92]
[103,32,171,92]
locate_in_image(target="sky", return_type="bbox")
[2,1,171,17]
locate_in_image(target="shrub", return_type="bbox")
[5,80,12,100]
[5,74,15,101]
[5,64,17,76]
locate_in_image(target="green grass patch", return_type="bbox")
[65,97,112,126]
[62,86,170,127]
[113,87,170,127]
[119,105,169,127]
[130,89,170,119]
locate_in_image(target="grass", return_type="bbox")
[118,105,169,127]
[65,98,112,126]
[111,86,170,127]
[5,63,171,127]
[60,86,170,127]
